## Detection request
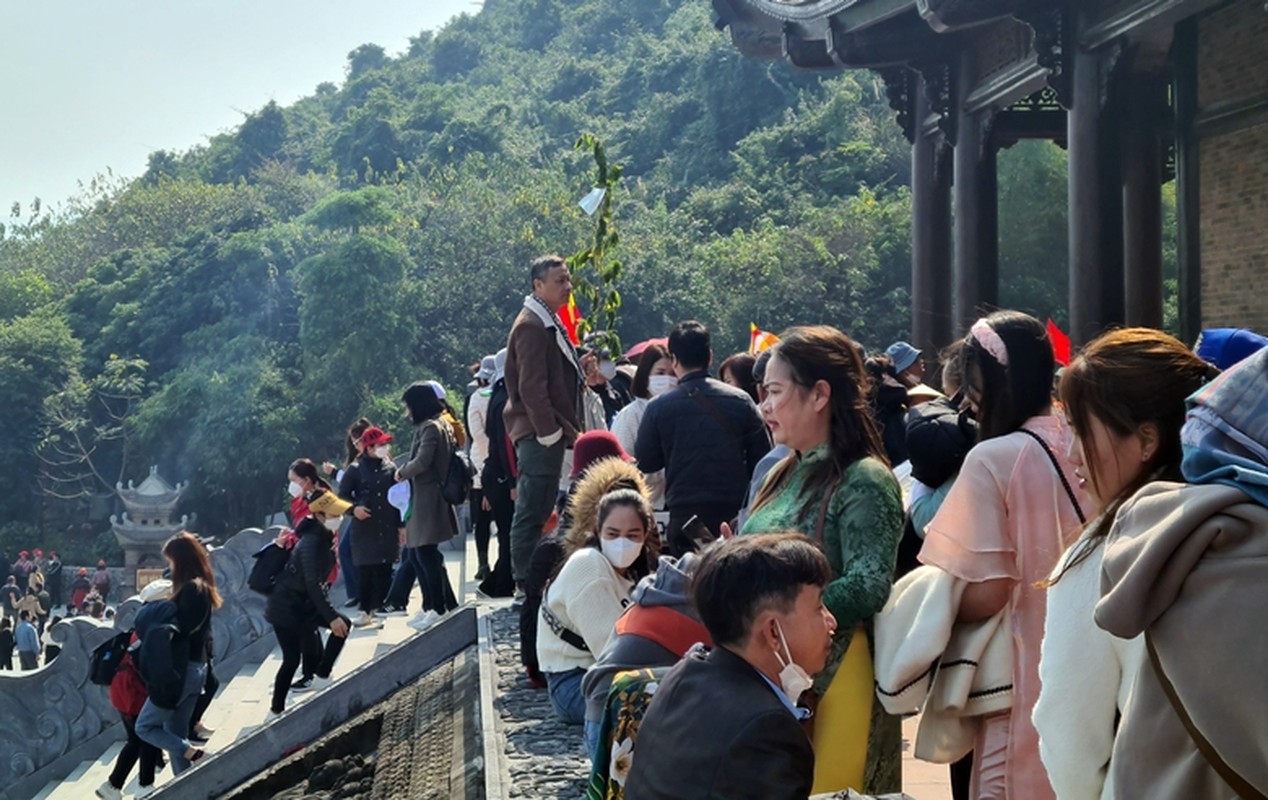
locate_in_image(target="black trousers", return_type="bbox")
[272,618,349,713]
[190,660,220,728]
[479,475,515,597]
[469,488,491,568]
[356,564,392,613]
[108,714,160,790]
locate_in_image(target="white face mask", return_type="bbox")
[648,375,678,397]
[287,481,304,499]
[600,536,643,570]
[773,621,814,702]
[373,446,391,460]
[322,516,343,532]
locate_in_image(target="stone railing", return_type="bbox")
[0,527,282,800]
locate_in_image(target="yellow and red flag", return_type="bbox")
[749,323,779,354]
[559,294,582,346]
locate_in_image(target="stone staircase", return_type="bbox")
[30,542,471,800]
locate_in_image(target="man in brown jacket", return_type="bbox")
[503,255,591,592]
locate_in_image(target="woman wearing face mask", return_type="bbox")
[610,344,676,509]
[919,311,1090,800]
[395,381,461,632]
[536,489,659,735]
[337,426,402,629]
[740,325,904,796]
[280,458,333,693]
[1031,329,1214,800]
[265,489,353,720]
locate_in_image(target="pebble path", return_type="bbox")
[489,605,591,800]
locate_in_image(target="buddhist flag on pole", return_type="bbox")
[750,323,779,354]
[1046,318,1071,367]
[559,294,582,346]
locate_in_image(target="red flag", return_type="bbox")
[1046,318,1071,367]
[558,294,582,346]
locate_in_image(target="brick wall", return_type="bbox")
[1197,0,1268,333]
[1197,0,1268,107]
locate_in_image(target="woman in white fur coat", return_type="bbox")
[1033,328,1214,800]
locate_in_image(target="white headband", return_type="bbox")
[970,318,1010,366]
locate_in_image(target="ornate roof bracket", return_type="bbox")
[1017,6,1073,109]
[917,0,1015,33]
[916,60,958,145]
[875,66,918,142]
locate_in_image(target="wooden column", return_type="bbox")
[1122,72,1164,329]
[953,53,999,335]
[1174,19,1202,344]
[1068,41,1105,345]
[912,80,954,361]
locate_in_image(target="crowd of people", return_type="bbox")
[14,246,1263,800]
[0,549,120,670]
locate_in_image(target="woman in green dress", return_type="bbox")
[740,325,904,795]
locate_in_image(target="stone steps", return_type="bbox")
[37,540,473,799]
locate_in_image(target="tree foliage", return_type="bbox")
[0,0,1086,543]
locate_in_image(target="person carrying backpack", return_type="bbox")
[92,560,113,603]
[265,488,352,719]
[96,580,170,800]
[394,381,462,632]
[134,533,221,774]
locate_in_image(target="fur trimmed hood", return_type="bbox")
[565,457,651,550]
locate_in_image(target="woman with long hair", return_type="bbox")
[328,418,372,608]
[396,381,461,632]
[135,532,223,774]
[609,343,676,508]
[740,325,904,795]
[919,310,1089,800]
[719,351,759,403]
[1032,329,1213,800]
[537,485,659,745]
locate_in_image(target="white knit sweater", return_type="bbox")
[1033,539,1144,800]
[535,547,634,673]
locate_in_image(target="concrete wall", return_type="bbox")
[1197,0,1268,333]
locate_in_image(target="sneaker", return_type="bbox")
[511,588,526,608]
[192,722,215,740]
[408,610,441,632]
[290,676,314,693]
[265,709,282,723]
[377,603,408,616]
[134,785,155,799]
[95,781,122,800]
[349,611,374,627]
[311,674,333,691]
[344,597,360,608]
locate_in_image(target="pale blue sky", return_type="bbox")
[1,1,475,210]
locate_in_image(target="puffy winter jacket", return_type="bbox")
[265,517,339,629]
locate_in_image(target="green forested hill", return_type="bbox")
[0,0,1077,545]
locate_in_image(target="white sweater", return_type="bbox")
[467,389,491,489]
[536,547,634,673]
[1033,540,1144,800]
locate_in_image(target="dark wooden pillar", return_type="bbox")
[1174,19,1202,344]
[1068,41,1105,345]
[912,79,954,361]
[953,53,999,335]
[1122,72,1164,329]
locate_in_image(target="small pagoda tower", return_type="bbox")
[111,466,192,574]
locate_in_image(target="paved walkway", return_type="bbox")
[461,533,952,799]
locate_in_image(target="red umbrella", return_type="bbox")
[624,337,668,359]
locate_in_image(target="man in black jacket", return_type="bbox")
[635,321,770,555]
[624,533,835,800]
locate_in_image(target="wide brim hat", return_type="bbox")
[885,341,922,373]
[308,491,353,518]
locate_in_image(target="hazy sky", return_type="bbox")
[1,1,476,210]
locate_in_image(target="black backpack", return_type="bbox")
[89,629,134,687]
[441,449,475,506]
[248,542,291,595]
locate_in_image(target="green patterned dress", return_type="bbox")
[740,446,904,793]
